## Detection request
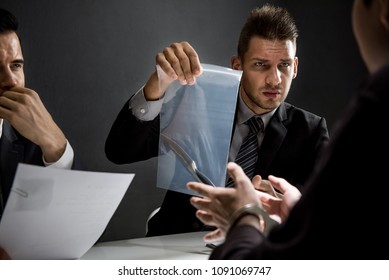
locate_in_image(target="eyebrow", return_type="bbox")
[12,59,24,64]
[251,57,294,62]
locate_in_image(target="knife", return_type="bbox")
[160,133,215,187]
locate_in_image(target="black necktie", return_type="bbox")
[226,116,264,187]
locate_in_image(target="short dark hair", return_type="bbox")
[0,8,19,33]
[237,4,298,59]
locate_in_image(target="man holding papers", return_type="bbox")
[0,8,83,216]
[0,8,83,259]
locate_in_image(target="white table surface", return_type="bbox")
[80,231,213,260]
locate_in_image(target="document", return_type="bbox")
[0,163,134,260]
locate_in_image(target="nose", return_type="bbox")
[0,68,18,92]
[265,67,281,87]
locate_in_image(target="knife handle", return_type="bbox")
[195,169,215,187]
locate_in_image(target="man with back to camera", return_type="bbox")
[188,0,389,259]
[105,4,329,237]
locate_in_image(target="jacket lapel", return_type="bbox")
[1,121,24,200]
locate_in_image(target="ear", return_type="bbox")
[293,56,299,79]
[231,55,242,70]
[379,0,389,30]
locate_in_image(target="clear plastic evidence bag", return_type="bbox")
[157,63,242,195]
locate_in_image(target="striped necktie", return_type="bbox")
[226,116,264,187]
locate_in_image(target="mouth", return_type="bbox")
[263,90,280,99]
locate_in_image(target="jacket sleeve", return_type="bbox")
[105,99,160,164]
[209,225,265,260]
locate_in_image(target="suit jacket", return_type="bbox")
[209,66,389,259]
[0,121,83,209]
[106,99,329,236]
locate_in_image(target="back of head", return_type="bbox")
[238,4,298,58]
[352,0,389,73]
[0,8,18,34]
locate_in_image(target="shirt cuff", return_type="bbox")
[43,140,74,169]
[130,87,164,121]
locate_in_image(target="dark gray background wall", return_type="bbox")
[1,0,365,241]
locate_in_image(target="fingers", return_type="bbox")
[156,41,202,85]
[0,86,67,161]
[203,229,225,243]
[173,41,202,84]
[257,191,280,214]
[187,181,213,198]
[226,162,250,186]
[195,210,215,226]
[0,87,28,110]
[0,87,39,120]
[257,190,276,204]
[268,175,290,194]
[156,52,178,80]
[268,175,301,199]
[147,41,202,100]
[1,86,28,95]
[252,175,262,190]
[226,162,257,196]
[190,195,211,210]
[0,94,14,116]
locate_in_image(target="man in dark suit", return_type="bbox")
[105,4,329,236]
[188,0,389,259]
[0,8,82,216]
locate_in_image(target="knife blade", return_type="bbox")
[160,133,215,187]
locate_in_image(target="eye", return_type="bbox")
[279,62,290,68]
[10,63,23,70]
[254,61,266,67]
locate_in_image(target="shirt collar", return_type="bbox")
[236,92,276,129]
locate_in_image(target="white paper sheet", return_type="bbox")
[0,163,134,260]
